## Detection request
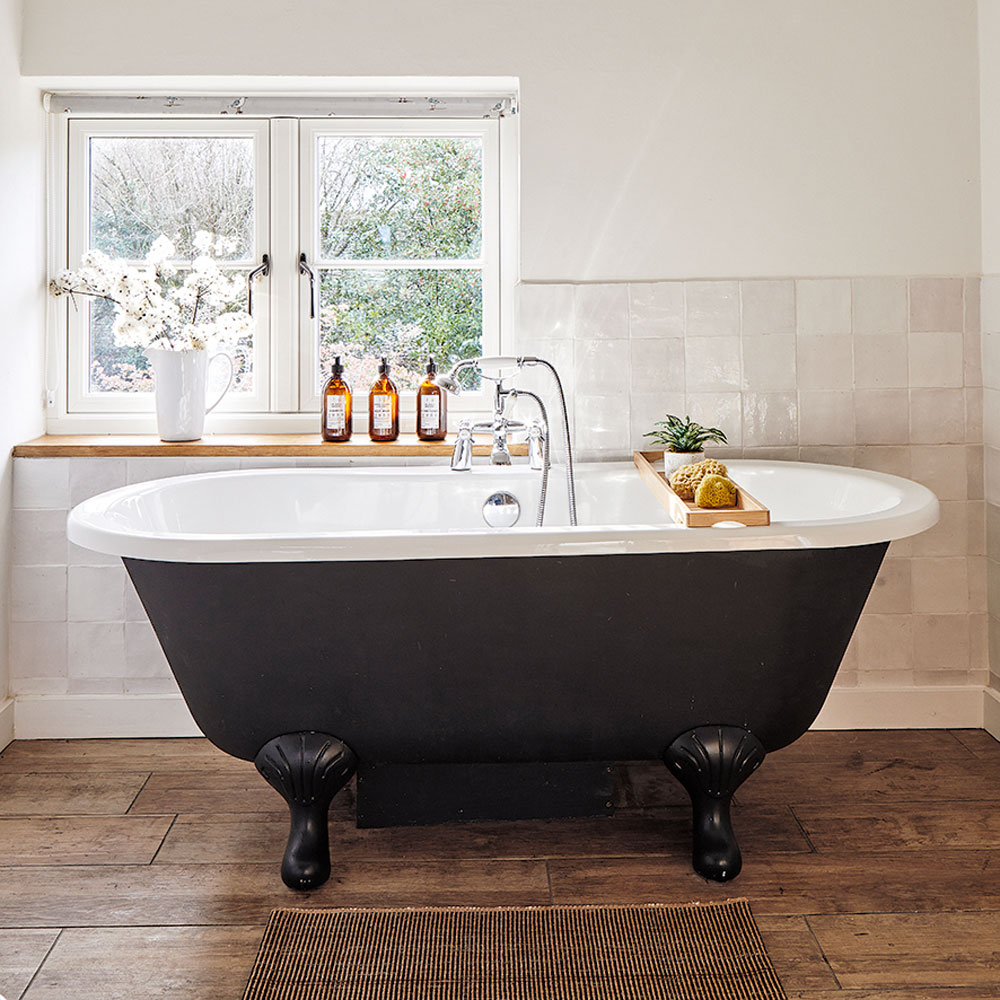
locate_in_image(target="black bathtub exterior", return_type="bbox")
[125,542,887,888]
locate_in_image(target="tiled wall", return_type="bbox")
[981,276,1000,693]
[9,275,987,699]
[514,276,986,690]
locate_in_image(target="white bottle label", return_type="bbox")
[420,393,441,431]
[372,395,392,431]
[325,396,346,433]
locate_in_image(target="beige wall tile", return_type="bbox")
[854,614,914,673]
[908,332,964,387]
[967,388,983,443]
[685,280,740,337]
[684,392,742,447]
[630,338,685,392]
[911,557,970,613]
[971,613,988,674]
[965,332,982,386]
[684,336,741,392]
[797,335,853,389]
[909,277,964,333]
[909,388,966,444]
[574,338,630,395]
[628,282,684,339]
[798,445,856,466]
[741,279,795,336]
[574,283,629,340]
[967,444,984,499]
[796,279,851,335]
[910,445,968,501]
[742,334,796,391]
[910,501,969,557]
[854,445,911,477]
[968,500,986,555]
[981,276,1000,335]
[855,390,910,445]
[912,614,970,673]
[970,555,988,613]
[865,558,912,614]
[742,392,797,447]
[852,277,906,335]
[966,276,981,334]
[854,335,908,389]
[798,391,855,446]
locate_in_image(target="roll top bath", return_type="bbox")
[69,459,939,889]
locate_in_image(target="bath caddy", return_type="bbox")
[633,451,770,527]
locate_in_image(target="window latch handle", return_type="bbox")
[246,254,270,317]
[299,253,317,320]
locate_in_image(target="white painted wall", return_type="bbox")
[22,0,981,280]
[0,0,46,731]
[982,0,1000,272]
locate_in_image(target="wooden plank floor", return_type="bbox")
[0,730,998,999]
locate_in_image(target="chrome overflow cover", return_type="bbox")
[483,491,520,528]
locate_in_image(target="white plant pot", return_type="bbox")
[662,451,705,477]
[144,348,234,442]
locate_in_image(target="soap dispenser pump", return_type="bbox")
[321,356,352,442]
[416,357,447,441]
[368,357,399,442]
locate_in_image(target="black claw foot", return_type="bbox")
[663,725,765,882]
[254,732,358,891]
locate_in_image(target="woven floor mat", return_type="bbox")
[243,899,786,999]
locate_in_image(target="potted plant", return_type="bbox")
[643,414,728,475]
[50,232,246,441]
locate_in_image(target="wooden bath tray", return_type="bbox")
[633,451,771,528]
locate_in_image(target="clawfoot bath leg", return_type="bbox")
[663,725,766,883]
[254,732,358,891]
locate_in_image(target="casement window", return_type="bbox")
[47,94,516,432]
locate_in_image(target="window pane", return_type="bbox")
[90,136,254,261]
[88,269,255,394]
[88,297,153,393]
[318,137,482,260]
[317,268,482,391]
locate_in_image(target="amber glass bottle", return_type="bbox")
[368,357,399,442]
[416,357,447,441]
[321,356,352,442]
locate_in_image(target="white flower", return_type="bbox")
[50,231,251,351]
[146,235,176,265]
[192,231,215,253]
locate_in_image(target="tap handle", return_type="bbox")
[528,420,546,470]
[451,420,474,471]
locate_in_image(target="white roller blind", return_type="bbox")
[44,93,516,119]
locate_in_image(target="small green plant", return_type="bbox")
[643,414,727,453]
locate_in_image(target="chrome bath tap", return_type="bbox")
[435,355,577,526]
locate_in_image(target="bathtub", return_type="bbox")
[68,459,937,889]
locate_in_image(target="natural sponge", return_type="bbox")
[694,474,738,509]
[668,458,729,500]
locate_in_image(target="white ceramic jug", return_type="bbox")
[144,348,234,442]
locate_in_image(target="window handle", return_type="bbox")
[246,254,270,317]
[299,253,316,319]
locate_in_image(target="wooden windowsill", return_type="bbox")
[13,434,527,459]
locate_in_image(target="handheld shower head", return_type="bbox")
[433,371,463,394]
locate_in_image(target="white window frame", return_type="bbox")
[46,104,518,435]
[298,118,500,420]
[63,117,272,416]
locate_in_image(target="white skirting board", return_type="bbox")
[5,686,996,741]
[14,694,203,740]
[0,699,15,751]
[984,686,1000,742]
[811,685,987,731]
